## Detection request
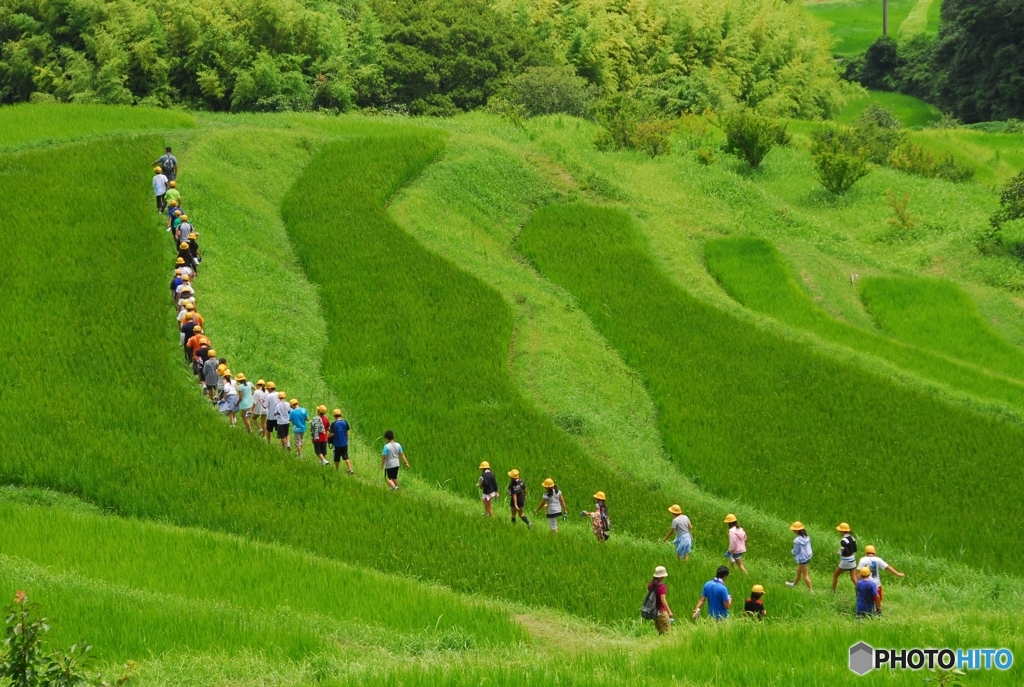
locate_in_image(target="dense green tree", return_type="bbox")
[932,0,1024,121]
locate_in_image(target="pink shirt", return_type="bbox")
[728,527,747,554]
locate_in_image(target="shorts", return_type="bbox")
[385,466,399,480]
[293,431,305,442]
[725,551,744,562]
[314,441,327,456]
[482,492,499,502]
[674,534,692,557]
[266,419,277,433]
[796,557,812,566]
[547,514,561,531]
[333,445,349,462]
[276,423,290,439]
[838,556,857,571]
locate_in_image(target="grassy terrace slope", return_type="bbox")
[520,204,1024,572]
[0,103,194,150]
[861,276,1024,379]
[704,236,1024,405]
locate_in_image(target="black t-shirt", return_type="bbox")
[480,469,498,494]
[744,598,765,617]
[181,320,199,339]
[507,478,526,507]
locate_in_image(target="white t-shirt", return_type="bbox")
[222,379,237,397]
[253,389,267,414]
[858,556,888,582]
[382,441,403,469]
[153,174,168,195]
[265,394,278,419]
[671,514,692,537]
[275,401,291,423]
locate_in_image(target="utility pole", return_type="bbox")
[883,0,889,36]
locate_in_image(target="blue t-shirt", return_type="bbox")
[702,579,731,619]
[856,579,879,614]
[289,407,308,433]
[330,419,350,447]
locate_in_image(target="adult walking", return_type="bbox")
[855,567,881,618]
[693,566,732,620]
[506,469,530,528]
[153,146,178,181]
[236,373,254,433]
[724,514,748,574]
[311,405,329,466]
[381,430,409,491]
[330,409,352,473]
[646,566,673,634]
[663,505,693,561]
[832,522,858,592]
[534,479,567,532]
[152,166,168,212]
[477,462,499,516]
[786,522,813,590]
[581,492,610,541]
[857,545,905,605]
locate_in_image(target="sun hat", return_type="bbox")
[222,369,232,377]
[317,404,327,413]
[859,567,871,578]
[541,478,555,489]
[181,215,188,221]
[332,408,342,416]
[154,166,162,173]
[289,398,298,406]
[256,379,265,386]
[188,232,197,239]
[175,257,185,265]
[751,584,765,594]
[235,373,246,381]
[836,522,851,532]
[266,381,276,390]
[668,504,682,515]
[790,521,805,531]
[174,268,182,275]
[217,363,227,373]
[277,391,286,399]
[168,180,176,188]
[207,349,216,357]
[593,491,606,500]
[179,242,190,250]
[865,545,876,555]
[479,461,490,470]
[724,513,738,523]
[653,566,668,578]
[508,469,520,478]
[184,302,195,310]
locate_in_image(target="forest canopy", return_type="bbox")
[0,0,844,117]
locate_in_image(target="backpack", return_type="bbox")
[640,585,659,620]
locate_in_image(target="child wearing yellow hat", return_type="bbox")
[744,585,766,619]
[506,469,530,528]
[662,505,693,561]
[477,462,499,517]
[534,479,567,531]
[580,491,610,541]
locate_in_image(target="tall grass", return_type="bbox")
[519,203,1024,572]
[0,103,194,150]
[834,90,941,128]
[861,276,1024,381]
[704,236,1024,407]
[803,0,919,55]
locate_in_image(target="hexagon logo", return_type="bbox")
[849,642,874,675]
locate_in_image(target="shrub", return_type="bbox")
[888,141,973,182]
[696,146,717,165]
[929,113,962,129]
[858,37,900,90]
[859,103,902,130]
[496,66,597,118]
[721,108,787,168]
[593,95,674,156]
[854,121,905,164]
[811,125,871,194]
[885,189,915,231]
[990,169,1024,231]
[1005,119,1024,134]
[632,120,675,157]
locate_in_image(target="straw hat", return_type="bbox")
[479,461,490,470]
[836,522,851,532]
[508,469,520,478]
[790,521,805,531]
[593,491,606,501]
[541,478,555,489]
[668,504,682,515]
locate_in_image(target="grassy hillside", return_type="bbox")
[2,104,1024,686]
[0,103,194,150]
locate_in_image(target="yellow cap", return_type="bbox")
[207,349,216,356]
[859,567,871,578]
[256,379,266,386]
[668,504,682,515]
[236,373,246,381]
[222,369,232,377]
[593,491,606,500]
[479,461,490,469]
[181,215,188,221]
[277,391,286,399]
[542,478,555,489]
[168,180,176,188]
[193,327,203,334]
[790,521,805,531]
[317,404,327,413]
[751,584,765,594]
[217,363,227,373]
[185,301,195,309]
[188,233,197,239]
[865,545,876,555]
[289,398,298,406]
[508,469,520,478]
[154,166,162,173]
[179,242,189,250]
[174,268,182,275]
[266,381,276,390]
[175,257,185,265]
[724,513,738,523]
[836,522,851,532]
[332,408,342,416]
